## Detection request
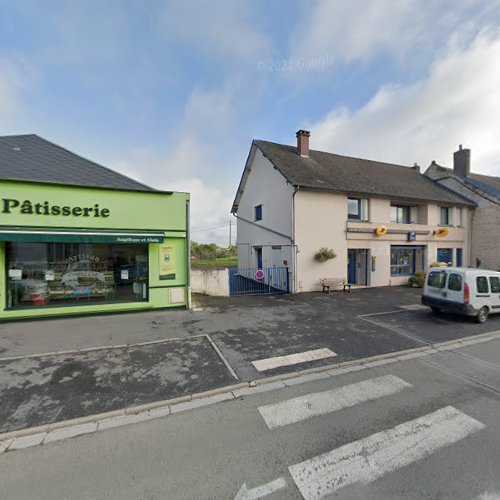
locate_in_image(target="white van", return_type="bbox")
[422,267,500,323]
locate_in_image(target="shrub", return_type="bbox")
[314,247,337,262]
[408,271,426,288]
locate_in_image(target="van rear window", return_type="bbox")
[448,273,462,291]
[477,277,489,293]
[427,270,446,289]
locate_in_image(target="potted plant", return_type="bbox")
[408,271,426,288]
[314,247,337,262]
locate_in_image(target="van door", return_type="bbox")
[475,276,490,311]
[446,272,464,304]
[489,276,500,314]
[425,269,448,299]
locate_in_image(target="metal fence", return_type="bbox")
[228,267,290,296]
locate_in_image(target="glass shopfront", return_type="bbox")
[6,242,149,309]
[390,246,425,276]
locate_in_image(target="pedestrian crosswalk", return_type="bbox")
[258,375,411,429]
[256,374,487,499]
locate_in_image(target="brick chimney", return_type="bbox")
[296,130,310,157]
[453,144,471,177]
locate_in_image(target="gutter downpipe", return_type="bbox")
[292,185,299,294]
[186,196,192,309]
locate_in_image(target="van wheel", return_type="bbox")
[476,307,489,323]
[431,306,441,314]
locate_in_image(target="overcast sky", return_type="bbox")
[1,0,500,244]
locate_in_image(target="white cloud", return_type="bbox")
[308,30,500,175]
[164,177,234,246]
[156,0,271,62]
[0,57,32,119]
[289,0,500,68]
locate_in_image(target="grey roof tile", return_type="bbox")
[0,134,154,192]
[255,140,475,206]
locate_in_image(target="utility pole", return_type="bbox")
[229,219,232,248]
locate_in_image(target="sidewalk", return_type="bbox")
[1,287,499,434]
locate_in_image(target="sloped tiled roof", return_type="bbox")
[252,140,474,206]
[430,163,500,200]
[0,134,154,192]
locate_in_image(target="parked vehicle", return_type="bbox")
[422,267,500,323]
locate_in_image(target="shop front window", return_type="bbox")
[6,242,149,309]
[390,246,425,276]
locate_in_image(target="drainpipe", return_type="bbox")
[292,186,299,293]
[186,197,192,309]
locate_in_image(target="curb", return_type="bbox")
[1,329,499,453]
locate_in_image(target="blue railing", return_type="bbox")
[228,267,290,296]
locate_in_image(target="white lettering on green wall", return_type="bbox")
[1,199,111,218]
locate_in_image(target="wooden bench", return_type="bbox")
[320,278,351,293]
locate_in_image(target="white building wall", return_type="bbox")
[236,147,295,278]
[294,194,470,291]
[294,190,348,292]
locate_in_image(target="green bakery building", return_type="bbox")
[0,134,189,320]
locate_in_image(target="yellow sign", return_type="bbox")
[159,242,176,280]
[374,225,388,237]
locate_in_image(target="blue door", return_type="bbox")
[348,250,356,284]
[437,248,453,265]
[255,247,263,269]
[456,248,463,267]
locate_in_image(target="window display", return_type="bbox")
[6,242,149,308]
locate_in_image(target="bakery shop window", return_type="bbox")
[6,242,149,308]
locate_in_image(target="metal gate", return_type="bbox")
[228,267,290,296]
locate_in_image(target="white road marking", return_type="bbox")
[234,477,287,500]
[252,348,336,372]
[289,406,485,500]
[399,304,428,311]
[258,375,411,429]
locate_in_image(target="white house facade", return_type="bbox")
[425,146,500,272]
[232,131,475,293]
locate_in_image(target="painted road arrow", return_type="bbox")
[234,477,287,500]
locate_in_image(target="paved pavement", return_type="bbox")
[1,337,499,499]
[1,287,499,433]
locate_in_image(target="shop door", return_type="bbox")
[456,248,463,267]
[356,250,369,286]
[347,250,356,284]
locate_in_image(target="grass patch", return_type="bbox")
[192,256,238,268]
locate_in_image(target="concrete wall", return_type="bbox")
[191,268,229,297]
[236,147,295,280]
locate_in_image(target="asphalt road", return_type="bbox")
[1,286,500,434]
[1,338,499,500]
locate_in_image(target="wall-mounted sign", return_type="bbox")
[159,242,176,280]
[45,270,55,281]
[8,269,22,280]
[1,198,111,218]
[121,270,129,280]
[407,231,416,241]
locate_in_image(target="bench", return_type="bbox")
[320,278,351,293]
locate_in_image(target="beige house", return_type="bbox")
[425,146,500,272]
[231,131,475,292]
